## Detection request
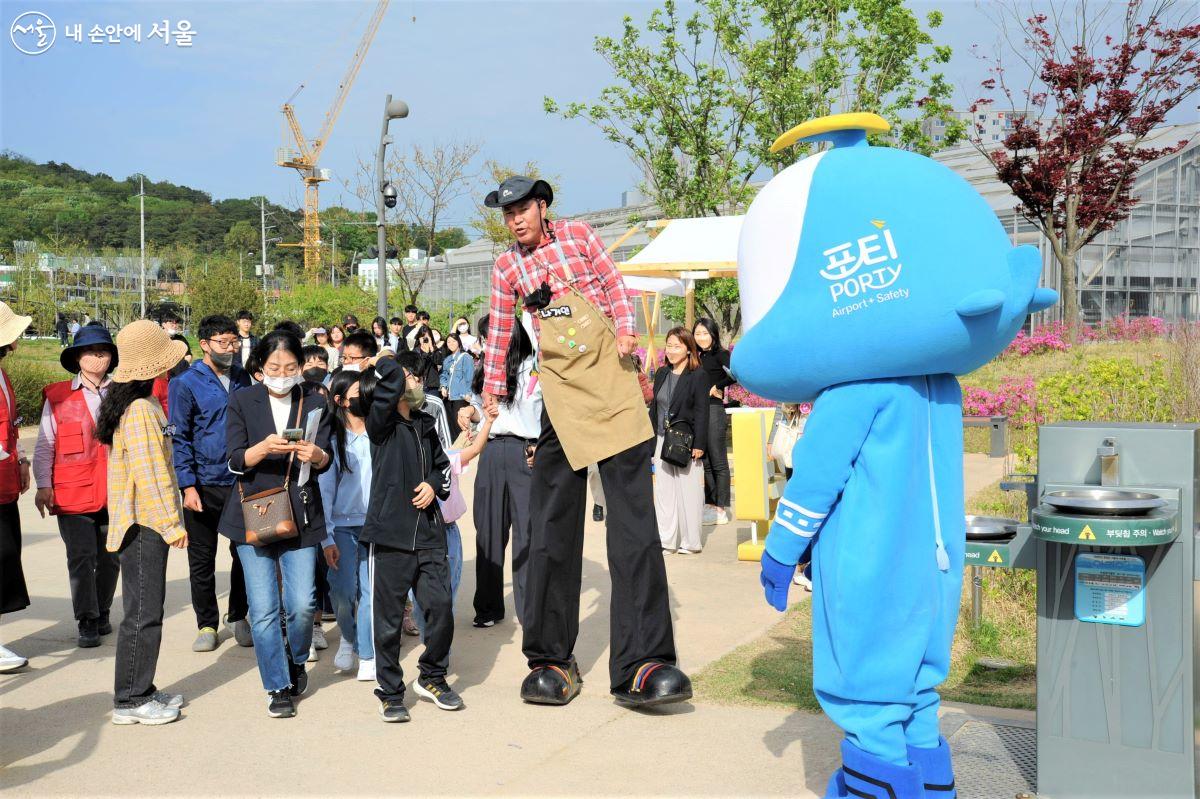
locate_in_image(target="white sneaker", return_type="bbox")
[357,658,376,682]
[0,644,27,673]
[312,625,328,650]
[112,699,180,726]
[793,569,813,591]
[715,508,731,525]
[333,639,355,672]
[702,506,718,526]
[677,548,700,555]
[308,643,320,662]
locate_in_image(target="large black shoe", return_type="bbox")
[97,612,113,637]
[288,661,308,697]
[77,618,101,648]
[593,504,605,522]
[267,690,296,718]
[611,663,692,707]
[520,661,582,706]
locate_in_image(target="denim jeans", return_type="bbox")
[326,526,373,660]
[113,525,169,708]
[413,521,462,639]
[236,543,317,692]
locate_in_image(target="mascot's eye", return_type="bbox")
[737,152,824,331]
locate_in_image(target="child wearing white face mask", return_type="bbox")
[217,330,334,719]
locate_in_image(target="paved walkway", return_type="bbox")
[1,431,1013,796]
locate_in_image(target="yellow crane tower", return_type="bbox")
[276,0,390,280]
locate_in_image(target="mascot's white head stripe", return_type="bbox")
[737,151,826,331]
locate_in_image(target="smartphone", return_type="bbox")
[282,428,304,442]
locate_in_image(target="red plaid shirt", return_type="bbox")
[483,219,636,396]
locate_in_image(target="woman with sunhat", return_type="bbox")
[0,301,33,673]
[33,323,121,649]
[95,320,190,725]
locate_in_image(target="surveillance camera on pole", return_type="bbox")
[375,94,409,318]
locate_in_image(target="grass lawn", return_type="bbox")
[694,471,1038,712]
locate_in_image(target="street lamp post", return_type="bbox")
[375,94,409,319]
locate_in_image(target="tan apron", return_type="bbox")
[513,241,653,471]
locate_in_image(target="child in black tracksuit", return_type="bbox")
[360,352,460,722]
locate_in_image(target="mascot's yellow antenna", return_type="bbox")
[770,112,891,153]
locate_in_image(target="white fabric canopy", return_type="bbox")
[622,215,745,269]
[623,275,686,296]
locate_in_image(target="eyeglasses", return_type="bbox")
[341,352,367,363]
[206,337,239,350]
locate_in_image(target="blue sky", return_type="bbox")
[2,0,1181,232]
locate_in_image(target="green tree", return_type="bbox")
[546,0,959,337]
[268,283,374,329]
[187,259,264,324]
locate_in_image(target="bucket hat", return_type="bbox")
[111,320,189,383]
[484,176,553,209]
[0,301,32,349]
[60,324,118,374]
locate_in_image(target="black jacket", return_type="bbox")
[650,366,711,454]
[698,348,734,405]
[361,357,451,550]
[218,384,333,549]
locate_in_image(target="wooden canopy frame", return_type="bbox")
[608,218,741,370]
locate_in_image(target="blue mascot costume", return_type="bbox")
[733,113,1058,799]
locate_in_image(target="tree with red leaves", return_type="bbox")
[972,0,1200,338]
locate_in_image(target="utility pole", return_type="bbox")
[331,227,338,286]
[260,197,269,294]
[138,175,146,318]
[375,94,409,319]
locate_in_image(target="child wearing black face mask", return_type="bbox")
[301,346,331,396]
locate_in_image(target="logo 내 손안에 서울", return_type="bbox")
[10,10,55,55]
[819,221,905,307]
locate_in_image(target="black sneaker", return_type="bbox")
[288,662,308,697]
[414,676,464,711]
[379,698,410,723]
[593,504,605,522]
[472,618,497,628]
[98,612,113,636]
[267,690,295,718]
[77,618,101,649]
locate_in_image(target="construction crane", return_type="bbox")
[276,0,389,280]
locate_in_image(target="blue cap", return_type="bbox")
[61,324,118,374]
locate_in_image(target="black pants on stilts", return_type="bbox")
[521,409,678,690]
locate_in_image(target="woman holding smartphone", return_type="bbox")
[218,330,333,719]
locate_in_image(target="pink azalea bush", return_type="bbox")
[1003,315,1168,357]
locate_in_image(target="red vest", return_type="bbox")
[153,377,170,416]
[0,368,19,505]
[43,380,108,514]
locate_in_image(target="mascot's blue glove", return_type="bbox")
[760,551,794,612]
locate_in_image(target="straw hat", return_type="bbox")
[111,319,189,383]
[0,301,32,348]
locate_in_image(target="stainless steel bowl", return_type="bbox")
[1043,488,1166,516]
[965,515,1019,541]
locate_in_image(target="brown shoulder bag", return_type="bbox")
[239,398,302,546]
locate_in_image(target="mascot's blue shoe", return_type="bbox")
[907,737,956,798]
[825,739,925,799]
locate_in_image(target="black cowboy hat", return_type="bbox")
[484,175,554,209]
[61,323,118,374]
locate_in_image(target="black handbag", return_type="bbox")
[660,418,694,468]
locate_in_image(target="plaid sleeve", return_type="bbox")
[483,253,518,397]
[581,222,636,337]
[125,402,186,544]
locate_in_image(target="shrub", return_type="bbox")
[6,357,61,422]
